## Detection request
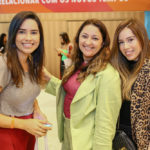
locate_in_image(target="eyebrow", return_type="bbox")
[18,28,39,31]
[81,32,100,37]
[119,35,135,41]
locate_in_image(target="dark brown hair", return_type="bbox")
[59,32,70,44]
[62,19,111,83]
[6,11,45,87]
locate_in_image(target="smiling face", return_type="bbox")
[118,27,142,61]
[79,24,103,62]
[15,18,40,59]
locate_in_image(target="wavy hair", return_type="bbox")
[6,11,45,87]
[110,19,150,100]
[62,19,111,84]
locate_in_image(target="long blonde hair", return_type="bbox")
[110,19,150,100]
[62,19,111,84]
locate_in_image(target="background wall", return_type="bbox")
[0,11,144,78]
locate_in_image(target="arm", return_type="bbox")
[93,68,122,150]
[67,44,73,58]
[45,75,61,96]
[42,67,61,95]
[0,57,51,137]
[57,48,69,57]
[0,89,51,137]
[33,99,48,122]
[0,113,51,137]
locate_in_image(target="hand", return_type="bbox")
[56,48,61,54]
[22,119,52,137]
[33,109,47,122]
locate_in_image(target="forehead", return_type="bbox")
[81,24,101,35]
[119,27,135,40]
[19,19,39,30]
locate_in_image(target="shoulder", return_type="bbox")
[143,58,150,69]
[0,54,7,70]
[0,55,11,88]
[68,43,73,49]
[139,58,150,76]
[96,63,120,79]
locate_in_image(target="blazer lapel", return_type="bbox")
[72,74,97,104]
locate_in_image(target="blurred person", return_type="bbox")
[0,33,7,54]
[56,32,73,78]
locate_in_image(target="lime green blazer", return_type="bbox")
[45,63,122,150]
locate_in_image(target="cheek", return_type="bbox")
[35,37,40,46]
[95,42,102,50]
[119,45,124,53]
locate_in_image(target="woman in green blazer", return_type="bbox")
[45,19,122,150]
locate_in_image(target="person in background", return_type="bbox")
[44,19,122,150]
[0,33,7,54]
[110,19,150,150]
[56,32,73,78]
[0,11,51,150]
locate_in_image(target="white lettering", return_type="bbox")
[41,0,57,3]
[71,0,96,3]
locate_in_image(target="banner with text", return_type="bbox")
[0,0,150,13]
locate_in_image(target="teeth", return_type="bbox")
[125,50,133,55]
[23,43,33,47]
[84,46,92,51]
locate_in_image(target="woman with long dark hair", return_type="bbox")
[0,11,51,150]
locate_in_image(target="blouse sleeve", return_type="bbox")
[0,55,11,89]
[93,65,122,150]
[45,75,61,96]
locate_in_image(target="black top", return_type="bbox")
[119,100,137,148]
[120,100,131,126]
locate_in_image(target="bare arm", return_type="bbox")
[56,48,69,57]
[33,99,49,122]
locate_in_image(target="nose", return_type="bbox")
[25,33,32,40]
[85,37,92,45]
[124,42,130,49]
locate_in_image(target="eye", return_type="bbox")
[118,41,124,45]
[81,34,88,39]
[18,29,25,34]
[31,30,39,35]
[128,38,134,43]
[92,37,99,41]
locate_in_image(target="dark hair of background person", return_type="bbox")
[62,19,111,84]
[0,33,7,53]
[110,18,150,100]
[6,11,45,87]
[59,32,70,45]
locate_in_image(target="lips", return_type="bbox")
[83,45,94,51]
[22,43,33,48]
[125,50,134,56]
